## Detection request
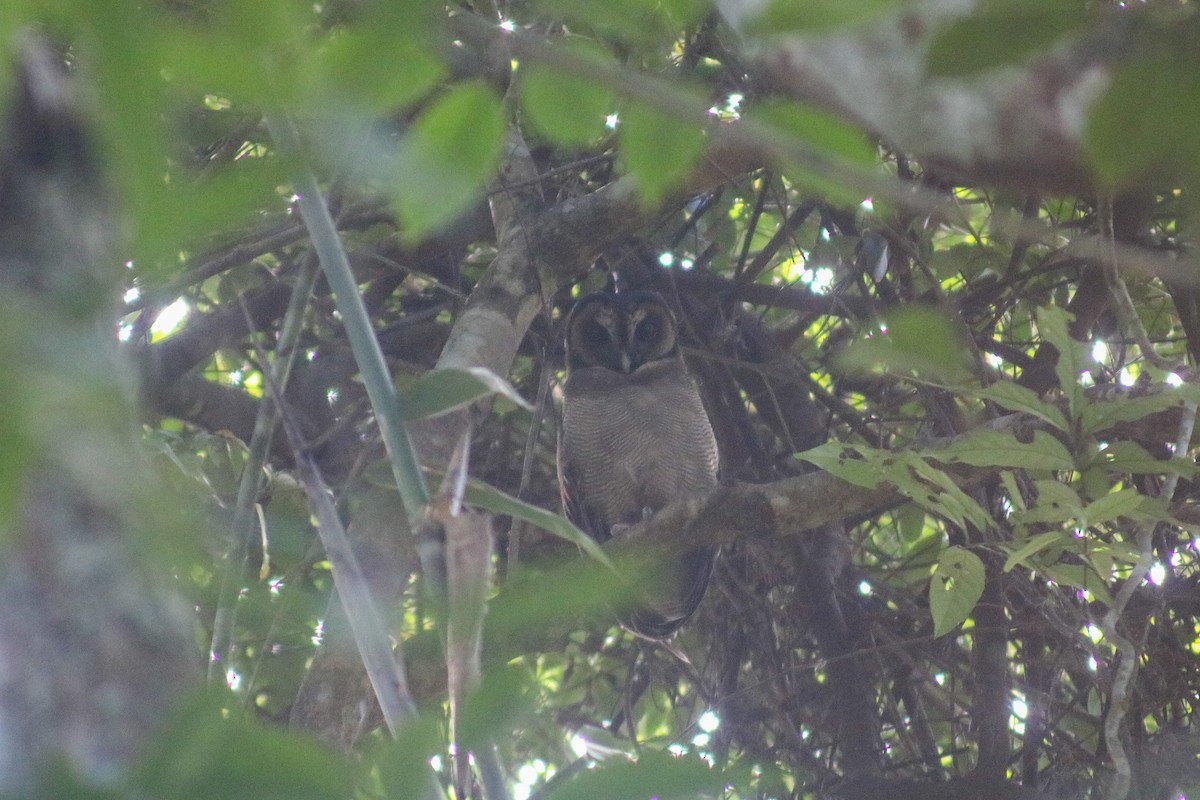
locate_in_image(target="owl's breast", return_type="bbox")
[560,360,719,536]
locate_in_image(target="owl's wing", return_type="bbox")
[556,423,613,545]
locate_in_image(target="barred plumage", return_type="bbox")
[557,291,719,639]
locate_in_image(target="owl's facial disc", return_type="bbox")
[625,304,676,370]
[569,302,625,371]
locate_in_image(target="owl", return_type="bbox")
[557,290,719,639]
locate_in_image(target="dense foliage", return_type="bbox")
[2,1,1199,799]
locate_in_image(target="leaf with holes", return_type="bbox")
[931,429,1074,471]
[798,442,888,489]
[973,380,1069,432]
[929,546,985,638]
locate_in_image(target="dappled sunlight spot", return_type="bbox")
[777,253,805,282]
[151,297,190,341]
[311,619,325,647]
[1091,340,1108,363]
[1149,561,1166,585]
[1167,372,1184,387]
[1119,368,1136,387]
[659,252,674,267]
[605,113,619,129]
[708,93,743,120]
[699,710,720,733]
[800,266,834,295]
[1011,695,1028,735]
[858,580,872,596]
[1084,624,1103,643]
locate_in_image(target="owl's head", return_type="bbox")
[565,291,680,374]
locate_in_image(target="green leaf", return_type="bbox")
[1102,441,1200,476]
[532,0,703,47]
[799,442,887,489]
[803,444,991,531]
[929,546,985,638]
[1081,385,1200,433]
[458,664,538,752]
[393,80,505,239]
[1000,470,1027,511]
[749,99,875,202]
[368,716,443,800]
[135,691,352,800]
[972,380,1069,432]
[902,455,992,532]
[1081,487,1145,527]
[1003,530,1068,572]
[619,99,707,206]
[744,0,904,33]
[543,748,724,800]
[835,306,974,381]
[1035,306,1084,417]
[521,44,617,146]
[1039,562,1112,606]
[304,1,445,112]
[927,0,1087,77]
[463,479,613,568]
[1085,33,1200,188]
[896,502,927,543]
[399,367,533,421]
[1012,479,1082,525]
[931,429,1074,471]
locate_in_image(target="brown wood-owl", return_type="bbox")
[557,290,719,639]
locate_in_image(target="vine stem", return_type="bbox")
[1100,399,1196,799]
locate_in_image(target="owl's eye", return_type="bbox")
[633,315,660,343]
[583,320,610,349]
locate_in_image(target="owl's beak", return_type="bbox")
[620,352,632,373]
